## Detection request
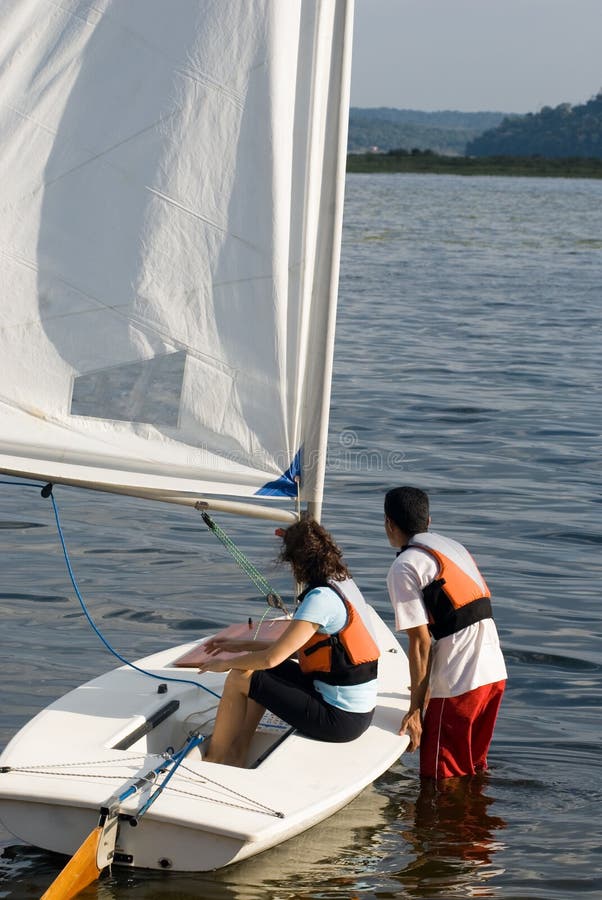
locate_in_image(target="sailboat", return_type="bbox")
[0,0,410,878]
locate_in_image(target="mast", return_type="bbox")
[305,0,354,525]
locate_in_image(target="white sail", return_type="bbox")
[0,0,352,517]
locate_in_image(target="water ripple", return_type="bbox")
[1,174,601,898]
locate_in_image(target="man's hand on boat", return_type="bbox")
[399,707,422,752]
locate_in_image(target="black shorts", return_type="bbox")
[248,660,374,743]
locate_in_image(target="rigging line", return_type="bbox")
[198,509,289,614]
[1,769,140,782]
[253,605,281,641]
[159,782,284,818]
[175,762,284,817]
[3,743,195,791]
[1,755,152,772]
[34,482,221,699]
[135,734,204,819]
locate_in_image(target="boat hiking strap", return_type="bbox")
[198,509,289,614]
[0,479,223,699]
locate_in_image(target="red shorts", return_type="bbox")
[420,680,505,779]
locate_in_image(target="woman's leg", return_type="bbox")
[208,662,374,765]
[231,696,268,766]
[206,663,301,766]
[205,669,259,765]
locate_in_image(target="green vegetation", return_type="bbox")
[348,108,507,156]
[347,94,602,176]
[347,149,602,179]
[467,94,602,159]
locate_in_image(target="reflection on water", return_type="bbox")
[394,775,506,898]
[0,775,509,899]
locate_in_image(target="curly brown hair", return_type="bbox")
[279,514,350,586]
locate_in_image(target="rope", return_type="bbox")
[175,762,284,817]
[0,479,220,699]
[135,733,204,818]
[44,487,221,698]
[2,480,289,820]
[1,756,284,818]
[252,603,288,639]
[2,751,284,819]
[198,510,289,614]
[163,781,284,818]
[1,481,290,703]
[3,769,139,782]
[1,755,151,772]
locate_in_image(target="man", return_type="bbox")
[384,486,506,778]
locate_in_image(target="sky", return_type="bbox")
[351,0,602,114]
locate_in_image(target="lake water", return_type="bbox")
[1,173,601,898]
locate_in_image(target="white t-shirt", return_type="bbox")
[386,532,507,698]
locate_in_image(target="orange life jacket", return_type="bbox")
[297,582,380,685]
[401,540,493,640]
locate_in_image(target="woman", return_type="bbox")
[198,516,380,766]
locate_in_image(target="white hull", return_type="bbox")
[0,610,409,872]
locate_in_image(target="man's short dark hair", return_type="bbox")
[384,486,430,536]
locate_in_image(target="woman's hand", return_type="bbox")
[202,637,244,656]
[202,637,271,656]
[197,656,233,675]
[197,619,319,676]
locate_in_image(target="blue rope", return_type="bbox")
[135,733,205,819]
[48,490,221,697]
[114,733,205,811]
[1,479,220,699]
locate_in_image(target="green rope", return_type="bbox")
[199,511,287,613]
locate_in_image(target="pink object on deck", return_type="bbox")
[173,618,290,667]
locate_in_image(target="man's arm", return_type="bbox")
[399,624,432,751]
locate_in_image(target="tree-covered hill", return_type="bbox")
[348,108,507,156]
[466,94,602,158]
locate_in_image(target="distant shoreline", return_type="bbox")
[347,152,602,179]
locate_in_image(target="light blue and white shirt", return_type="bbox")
[293,578,378,713]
